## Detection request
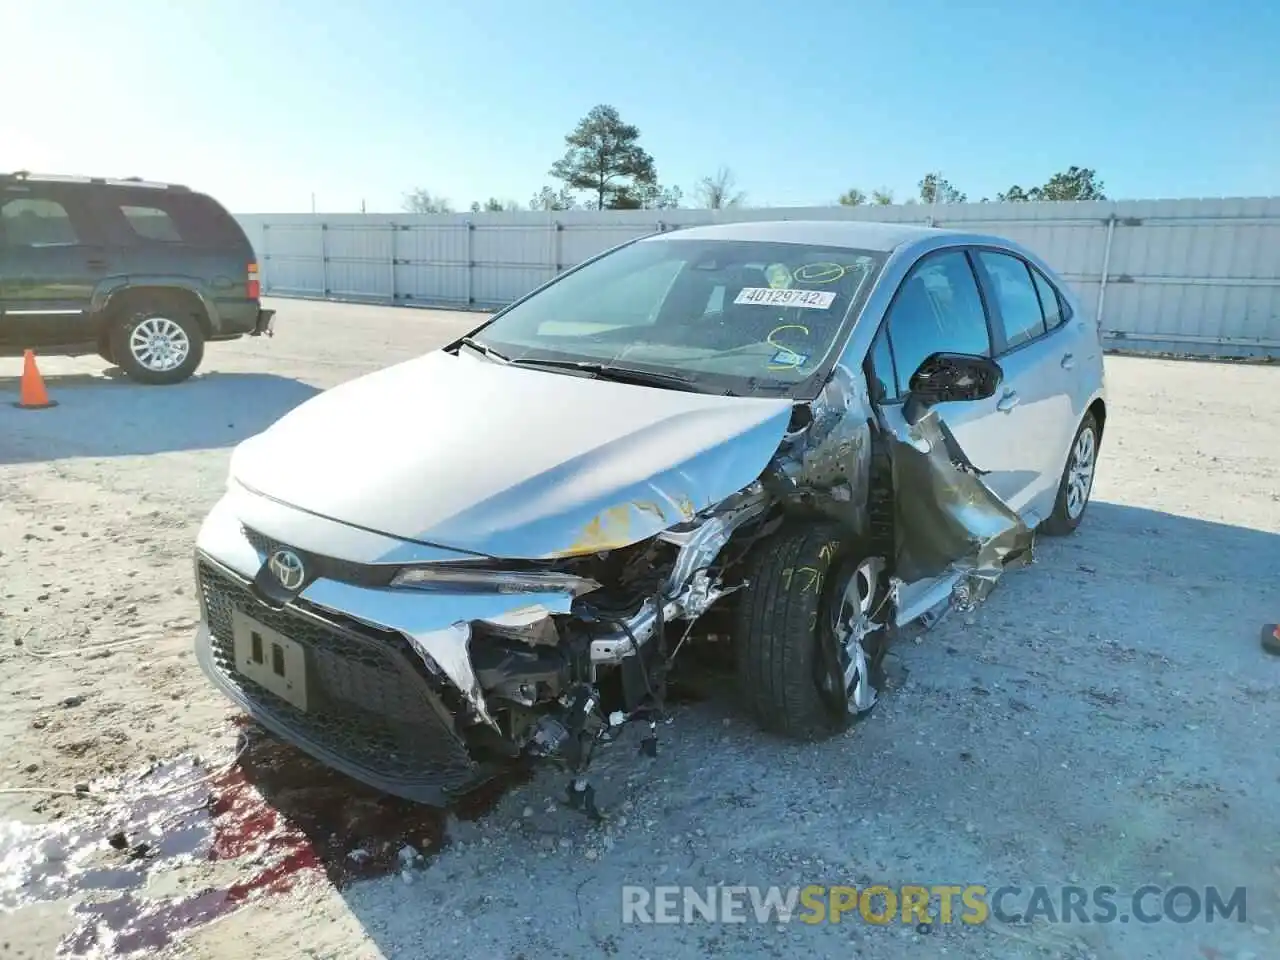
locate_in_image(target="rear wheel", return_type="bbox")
[734,522,888,740]
[109,301,205,385]
[1041,411,1100,536]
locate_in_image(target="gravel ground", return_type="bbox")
[1,299,1277,960]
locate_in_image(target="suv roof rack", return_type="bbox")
[0,171,190,191]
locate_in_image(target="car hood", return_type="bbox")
[229,349,794,559]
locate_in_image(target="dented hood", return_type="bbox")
[229,350,793,559]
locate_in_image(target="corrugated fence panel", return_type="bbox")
[471,221,555,307]
[235,196,1280,357]
[260,223,325,296]
[325,223,395,299]
[396,223,470,305]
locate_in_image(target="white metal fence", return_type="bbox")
[235,197,1280,358]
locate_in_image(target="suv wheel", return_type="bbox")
[109,305,205,385]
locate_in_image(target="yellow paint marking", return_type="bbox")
[765,324,811,370]
[793,566,822,596]
[794,262,846,284]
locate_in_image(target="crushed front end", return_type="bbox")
[193,365,1037,808]
[192,483,773,807]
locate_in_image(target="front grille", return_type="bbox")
[197,558,477,796]
[241,526,284,557]
[241,526,397,588]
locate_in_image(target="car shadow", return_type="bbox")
[323,501,1277,958]
[0,370,321,464]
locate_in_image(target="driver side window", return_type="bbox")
[879,250,992,398]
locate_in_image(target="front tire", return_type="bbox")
[1041,411,1100,536]
[109,305,205,385]
[735,521,888,740]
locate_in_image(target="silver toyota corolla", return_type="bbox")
[192,220,1106,808]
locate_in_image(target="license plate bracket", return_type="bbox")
[231,609,308,712]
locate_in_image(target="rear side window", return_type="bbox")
[168,193,249,247]
[121,204,183,243]
[1030,266,1065,329]
[882,250,991,397]
[1,197,79,246]
[975,250,1046,350]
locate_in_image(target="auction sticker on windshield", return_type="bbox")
[734,287,836,309]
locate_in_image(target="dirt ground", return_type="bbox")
[1,299,1277,960]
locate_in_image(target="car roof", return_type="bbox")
[643,219,966,253]
[0,171,191,193]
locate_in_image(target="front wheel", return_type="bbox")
[1041,411,1100,536]
[734,522,889,740]
[109,308,205,385]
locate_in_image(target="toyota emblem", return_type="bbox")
[267,549,306,591]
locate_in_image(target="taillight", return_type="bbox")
[247,262,260,300]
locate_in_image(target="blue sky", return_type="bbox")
[4,0,1276,213]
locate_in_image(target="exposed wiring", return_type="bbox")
[600,611,662,709]
[665,619,700,669]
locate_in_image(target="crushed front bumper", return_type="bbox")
[191,488,580,804]
[193,556,479,805]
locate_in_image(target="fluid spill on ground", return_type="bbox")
[0,727,525,958]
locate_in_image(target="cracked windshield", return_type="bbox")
[472,239,884,393]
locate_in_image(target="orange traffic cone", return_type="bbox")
[13,349,57,409]
[1263,623,1280,657]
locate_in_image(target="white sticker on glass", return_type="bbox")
[732,287,836,310]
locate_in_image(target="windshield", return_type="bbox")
[469,237,886,396]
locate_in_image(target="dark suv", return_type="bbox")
[0,172,274,384]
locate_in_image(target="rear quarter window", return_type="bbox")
[171,193,250,248]
[1030,266,1066,328]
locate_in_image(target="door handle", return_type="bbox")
[1060,352,1075,369]
[86,258,108,269]
[997,390,1019,413]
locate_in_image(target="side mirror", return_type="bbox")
[907,352,1003,405]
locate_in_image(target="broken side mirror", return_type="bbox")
[903,352,1003,424]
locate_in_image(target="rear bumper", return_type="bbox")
[251,308,275,337]
[210,302,274,339]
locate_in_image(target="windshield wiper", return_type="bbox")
[455,336,511,362]
[506,358,701,392]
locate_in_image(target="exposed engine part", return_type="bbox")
[471,641,567,706]
[478,615,561,646]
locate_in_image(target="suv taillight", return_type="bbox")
[247,263,260,300]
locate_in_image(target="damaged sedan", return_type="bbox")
[192,220,1106,810]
